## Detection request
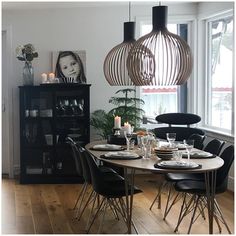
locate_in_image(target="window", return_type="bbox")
[205,14,234,134]
[139,22,189,124]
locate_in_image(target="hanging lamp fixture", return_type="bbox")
[103,2,136,86]
[127,4,193,86]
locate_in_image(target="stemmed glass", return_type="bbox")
[183,139,194,165]
[124,131,132,151]
[166,133,176,147]
[141,135,149,158]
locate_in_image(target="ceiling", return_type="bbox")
[2,1,195,10]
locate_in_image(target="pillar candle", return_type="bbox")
[49,73,55,80]
[114,116,121,129]
[41,73,47,83]
[124,122,132,134]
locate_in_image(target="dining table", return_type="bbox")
[85,140,224,234]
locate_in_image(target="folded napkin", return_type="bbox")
[92,144,122,150]
[104,151,139,158]
[182,151,214,158]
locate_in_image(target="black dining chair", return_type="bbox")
[152,113,205,141]
[203,138,225,155]
[188,133,205,150]
[84,149,142,233]
[173,145,234,234]
[66,137,124,221]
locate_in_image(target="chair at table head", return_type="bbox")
[152,113,205,141]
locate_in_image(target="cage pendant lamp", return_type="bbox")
[103,20,136,85]
[127,6,193,86]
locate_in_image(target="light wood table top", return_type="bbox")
[85,140,224,173]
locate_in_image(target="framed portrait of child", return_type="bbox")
[52,50,86,84]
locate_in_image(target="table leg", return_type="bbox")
[205,170,217,234]
[124,168,135,234]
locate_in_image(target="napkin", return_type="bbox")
[104,151,139,158]
[182,151,213,158]
[92,144,122,150]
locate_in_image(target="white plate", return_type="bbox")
[92,144,123,150]
[158,160,199,168]
[104,151,139,158]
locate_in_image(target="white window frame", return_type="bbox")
[197,10,234,138]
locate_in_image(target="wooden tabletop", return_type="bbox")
[85,140,224,173]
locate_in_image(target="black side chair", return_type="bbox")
[174,145,234,234]
[188,133,205,150]
[84,150,142,233]
[66,137,123,221]
[153,113,205,141]
[203,138,225,155]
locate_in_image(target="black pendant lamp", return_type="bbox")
[103,3,136,86]
[127,5,193,86]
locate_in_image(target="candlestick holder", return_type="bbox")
[113,128,121,136]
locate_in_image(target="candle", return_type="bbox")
[114,116,121,129]
[124,122,132,134]
[49,73,55,81]
[41,73,47,83]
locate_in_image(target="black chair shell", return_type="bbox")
[203,139,225,155]
[188,133,205,150]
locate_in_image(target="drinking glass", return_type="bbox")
[183,139,194,165]
[166,133,176,147]
[124,131,132,151]
[141,135,150,158]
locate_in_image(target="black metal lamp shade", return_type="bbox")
[127,6,193,86]
[103,22,136,86]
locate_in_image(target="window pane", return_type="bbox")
[207,16,233,131]
[140,24,178,120]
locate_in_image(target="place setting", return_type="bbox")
[90,144,125,151]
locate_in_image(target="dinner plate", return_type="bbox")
[91,144,125,151]
[101,151,142,160]
[182,151,215,159]
[154,160,201,170]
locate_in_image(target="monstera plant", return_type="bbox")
[90,88,145,139]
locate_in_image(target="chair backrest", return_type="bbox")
[153,113,204,141]
[78,147,92,184]
[203,139,225,155]
[216,145,234,193]
[84,150,107,195]
[156,113,201,126]
[188,133,205,150]
[66,137,83,176]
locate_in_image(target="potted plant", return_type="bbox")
[91,88,145,139]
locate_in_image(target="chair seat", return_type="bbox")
[166,173,204,182]
[99,180,142,198]
[175,179,226,195]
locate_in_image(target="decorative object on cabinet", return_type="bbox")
[52,50,86,84]
[127,5,193,86]
[103,2,136,86]
[16,43,38,85]
[19,84,91,184]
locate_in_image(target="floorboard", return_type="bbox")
[1,174,234,234]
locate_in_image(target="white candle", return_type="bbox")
[49,73,55,80]
[41,73,47,83]
[124,122,132,134]
[114,116,121,129]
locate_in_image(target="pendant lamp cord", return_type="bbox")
[129,2,131,21]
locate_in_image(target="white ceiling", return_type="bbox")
[2,1,195,10]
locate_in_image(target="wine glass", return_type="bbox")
[141,135,149,158]
[183,139,194,165]
[124,131,132,151]
[166,133,176,147]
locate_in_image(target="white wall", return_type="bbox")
[2,2,197,173]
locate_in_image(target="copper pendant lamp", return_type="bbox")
[127,5,193,86]
[103,3,135,86]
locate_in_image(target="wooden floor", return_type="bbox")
[2,174,234,234]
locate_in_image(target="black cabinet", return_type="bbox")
[19,84,91,184]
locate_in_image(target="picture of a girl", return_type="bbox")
[55,51,86,83]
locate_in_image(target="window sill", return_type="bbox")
[200,126,234,143]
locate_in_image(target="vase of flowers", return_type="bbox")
[16,44,38,85]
